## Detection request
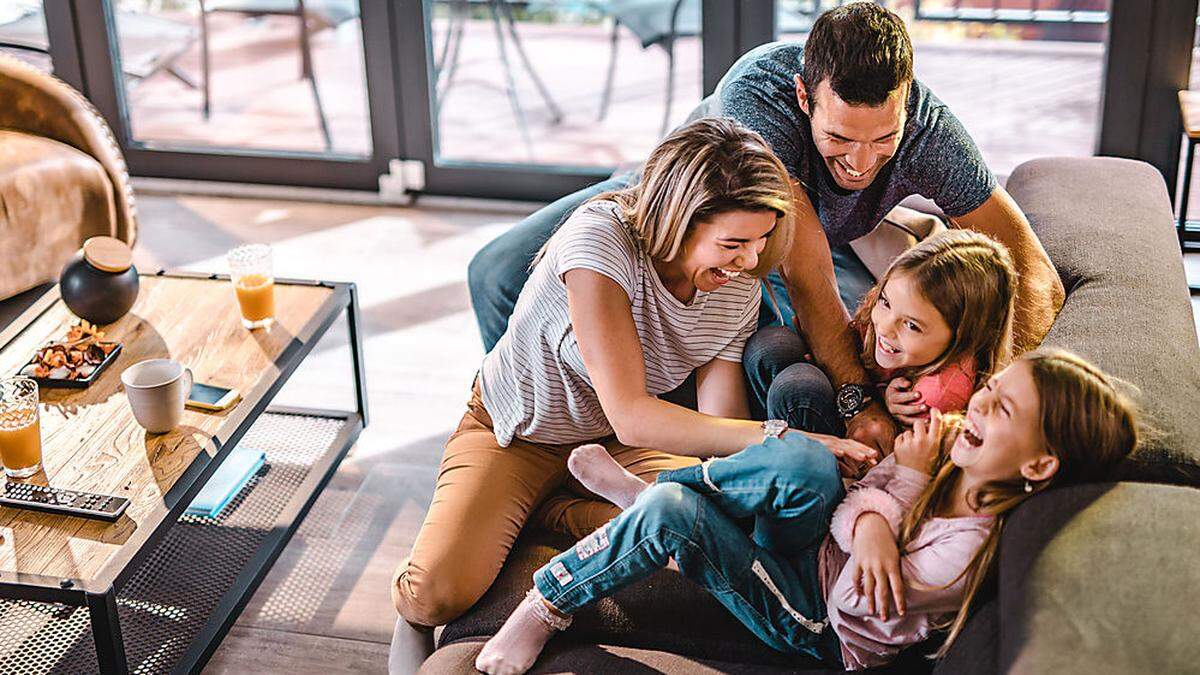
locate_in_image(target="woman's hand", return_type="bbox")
[802,432,878,478]
[850,512,906,620]
[884,377,927,426]
[893,409,943,475]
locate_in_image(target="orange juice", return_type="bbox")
[235,274,276,323]
[0,410,41,478]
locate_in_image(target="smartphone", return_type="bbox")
[187,382,241,412]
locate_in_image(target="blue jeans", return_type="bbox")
[744,326,843,435]
[746,251,874,431]
[532,434,845,665]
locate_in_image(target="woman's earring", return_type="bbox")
[1024,480,1034,493]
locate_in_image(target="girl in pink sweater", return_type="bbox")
[750,229,1016,440]
[476,350,1139,673]
[855,228,1017,425]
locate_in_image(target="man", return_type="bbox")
[467,4,1063,454]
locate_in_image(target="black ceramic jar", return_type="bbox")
[60,236,139,325]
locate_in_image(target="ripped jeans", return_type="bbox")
[532,434,845,665]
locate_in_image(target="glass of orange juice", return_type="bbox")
[228,244,276,330]
[0,377,42,479]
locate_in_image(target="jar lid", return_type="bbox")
[83,237,133,274]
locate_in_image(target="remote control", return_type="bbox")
[0,482,129,522]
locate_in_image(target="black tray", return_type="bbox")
[20,342,123,389]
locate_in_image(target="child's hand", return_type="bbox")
[893,408,943,475]
[884,377,927,425]
[850,513,906,620]
[806,432,878,478]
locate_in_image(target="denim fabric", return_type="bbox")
[758,245,875,330]
[743,326,843,434]
[532,434,845,665]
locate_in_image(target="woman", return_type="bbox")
[392,118,875,628]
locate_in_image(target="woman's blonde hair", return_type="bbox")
[899,349,1139,659]
[587,117,795,278]
[854,229,1017,387]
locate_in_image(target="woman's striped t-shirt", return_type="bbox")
[479,199,761,447]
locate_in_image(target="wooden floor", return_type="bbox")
[126,189,1198,675]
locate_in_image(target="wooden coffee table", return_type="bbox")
[0,272,367,674]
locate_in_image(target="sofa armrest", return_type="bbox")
[1006,157,1200,469]
[0,54,137,245]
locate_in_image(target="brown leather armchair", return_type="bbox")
[0,54,137,301]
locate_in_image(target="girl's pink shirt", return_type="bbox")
[818,456,993,670]
[857,322,978,416]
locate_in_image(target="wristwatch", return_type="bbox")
[835,383,872,420]
[761,419,788,442]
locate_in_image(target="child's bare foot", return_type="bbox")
[567,444,650,509]
[475,590,571,675]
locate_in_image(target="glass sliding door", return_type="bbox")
[394,0,770,200]
[428,0,704,169]
[108,0,372,156]
[775,0,1112,179]
[59,0,400,190]
[0,1,53,72]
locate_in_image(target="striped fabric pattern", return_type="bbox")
[480,200,761,447]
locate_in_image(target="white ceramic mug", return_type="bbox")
[121,359,193,434]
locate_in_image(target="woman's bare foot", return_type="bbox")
[475,590,570,675]
[567,444,651,509]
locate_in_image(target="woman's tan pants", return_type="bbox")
[391,384,698,627]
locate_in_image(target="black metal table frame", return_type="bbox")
[1175,136,1200,295]
[0,271,368,674]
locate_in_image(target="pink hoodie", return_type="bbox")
[818,456,993,670]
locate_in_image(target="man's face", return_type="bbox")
[795,77,907,191]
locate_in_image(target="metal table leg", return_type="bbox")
[1176,138,1200,295]
[347,283,369,426]
[1179,137,1196,250]
[87,588,129,674]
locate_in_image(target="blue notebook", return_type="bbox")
[185,446,266,518]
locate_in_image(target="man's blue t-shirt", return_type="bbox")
[702,41,997,248]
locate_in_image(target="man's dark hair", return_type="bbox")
[801,3,913,107]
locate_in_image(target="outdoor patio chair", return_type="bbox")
[595,0,697,138]
[592,0,874,138]
[0,7,198,89]
[432,0,564,160]
[198,0,360,151]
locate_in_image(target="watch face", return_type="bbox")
[837,385,865,415]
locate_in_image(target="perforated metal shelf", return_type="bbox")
[0,412,349,674]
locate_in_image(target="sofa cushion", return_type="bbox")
[421,639,823,674]
[930,598,998,675]
[1005,157,1200,474]
[994,482,1200,673]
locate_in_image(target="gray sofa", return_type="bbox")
[419,156,1200,674]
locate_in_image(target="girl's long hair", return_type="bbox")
[853,229,1017,387]
[899,349,1139,659]
[537,117,796,277]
